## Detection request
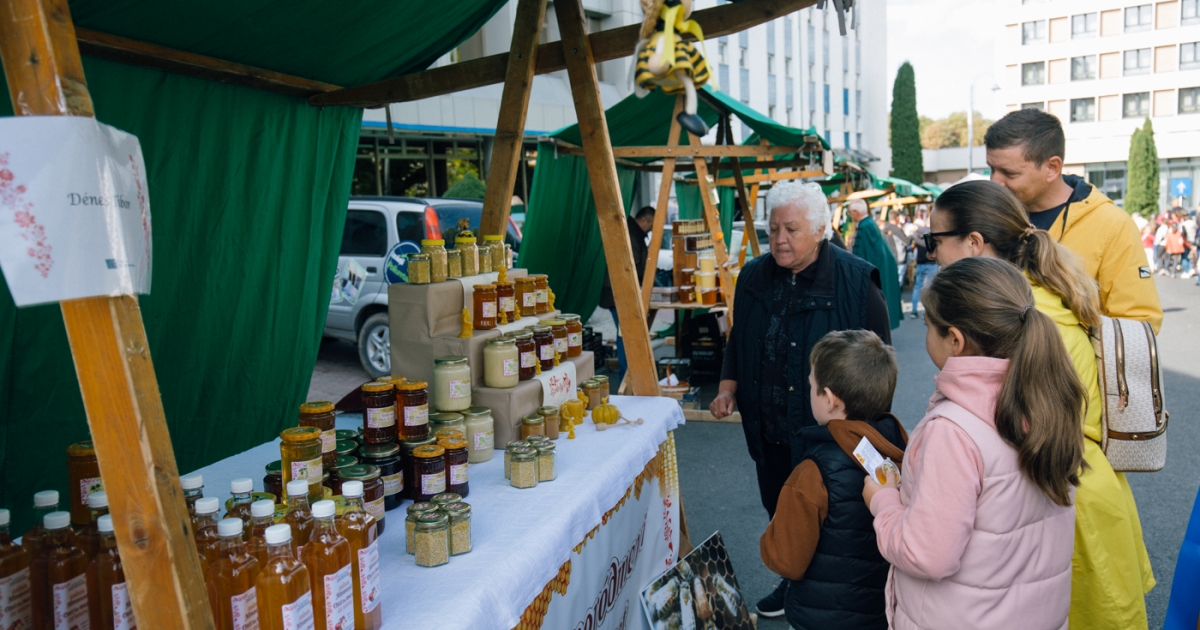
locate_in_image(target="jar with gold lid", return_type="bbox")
[396,380,430,441]
[535,442,557,481]
[298,400,337,472]
[447,249,463,279]
[414,512,450,567]
[478,241,493,274]
[515,277,537,317]
[547,318,568,358]
[361,381,397,444]
[520,413,545,440]
[512,330,537,381]
[280,426,324,504]
[531,274,550,313]
[429,411,466,436]
[593,374,610,400]
[495,281,516,323]
[509,448,538,489]
[434,429,463,442]
[563,314,583,357]
[421,239,448,282]
[412,445,447,502]
[406,502,439,554]
[455,236,479,276]
[484,234,506,271]
[473,283,498,330]
[504,440,526,479]
[400,435,436,500]
[67,441,102,527]
[438,437,469,497]
[532,325,555,371]
[407,253,432,284]
[582,378,603,410]
[537,405,561,440]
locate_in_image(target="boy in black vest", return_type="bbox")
[759,329,907,630]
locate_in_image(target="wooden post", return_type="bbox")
[0,0,213,627]
[641,96,684,313]
[479,0,547,240]
[555,0,659,396]
[722,116,760,266]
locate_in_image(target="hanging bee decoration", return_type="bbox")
[634,0,712,137]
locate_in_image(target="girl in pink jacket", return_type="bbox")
[862,257,1084,630]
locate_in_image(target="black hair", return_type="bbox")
[634,206,656,220]
[984,108,1066,167]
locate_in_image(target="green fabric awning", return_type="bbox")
[878,176,931,197]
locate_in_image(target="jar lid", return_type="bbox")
[592,375,610,384]
[545,318,566,326]
[487,337,515,347]
[511,449,536,462]
[408,502,439,517]
[535,443,557,454]
[280,426,321,442]
[430,412,464,424]
[408,253,430,261]
[335,429,358,441]
[510,330,533,339]
[437,437,467,450]
[361,381,393,393]
[537,405,559,416]
[526,434,550,444]
[400,435,437,452]
[397,380,428,391]
[360,442,400,458]
[434,429,464,441]
[431,492,462,505]
[447,249,462,258]
[265,460,282,475]
[462,406,491,417]
[376,375,407,387]
[530,274,548,280]
[443,502,472,517]
[413,444,446,459]
[530,325,551,333]
[334,455,358,470]
[454,235,476,243]
[521,414,544,425]
[298,401,335,414]
[515,276,535,284]
[420,239,445,246]
[67,441,95,457]
[415,512,449,529]
[483,234,504,241]
[506,440,528,450]
[474,283,496,291]
[561,314,581,322]
[434,356,468,365]
[335,440,357,456]
[494,280,514,287]
[337,464,381,482]
[582,378,599,387]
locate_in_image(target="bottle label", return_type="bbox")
[540,344,554,361]
[52,573,88,630]
[357,540,381,614]
[500,296,515,313]
[365,497,385,522]
[568,332,582,347]
[473,430,494,451]
[555,338,568,353]
[322,565,353,630]
[503,358,518,376]
[536,289,548,303]
[404,403,429,427]
[520,351,536,368]
[449,380,471,399]
[366,404,396,429]
[230,585,257,630]
[0,567,32,630]
[280,590,314,630]
[291,457,322,483]
[450,463,469,485]
[319,429,336,454]
[421,472,446,495]
[522,292,536,307]
[382,472,403,496]
[111,582,136,630]
[80,476,104,507]
[482,301,496,317]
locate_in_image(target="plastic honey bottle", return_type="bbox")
[78,490,110,561]
[193,497,223,576]
[337,481,382,630]
[21,490,59,557]
[87,514,134,629]
[247,499,276,568]
[283,480,314,555]
[256,524,314,630]
[302,500,352,630]
[206,518,262,630]
[0,508,32,630]
[223,478,255,538]
[181,473,205,521]
[31,511,89,629]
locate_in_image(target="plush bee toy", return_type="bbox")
[634,0,711,137]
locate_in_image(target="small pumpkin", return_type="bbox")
[592,397,620,425]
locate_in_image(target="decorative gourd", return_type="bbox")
[593,398,620,425]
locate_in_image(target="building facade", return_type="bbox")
[999,0,1200,209]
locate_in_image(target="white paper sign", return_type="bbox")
[0,116,151,306]
[533,360,578,409]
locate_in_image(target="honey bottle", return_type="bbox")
[283,480,314,555]
[223,478,255,539]
[181,473,204,521]
[247,499,276,568]
[193,497,223,576]
[0,508,32,630]
[78,490,109,561]
[87,514,134,629]
[256,524,314,630]
[206,518,262,630]
[337,481,382,629]
[30,511,88,629]
[302,500,352,630]
[21,490,59,557]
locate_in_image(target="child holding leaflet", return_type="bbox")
[863,257,1083,630]
[760,329,906,630]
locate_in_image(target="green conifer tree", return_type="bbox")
[443,171,487,199]
[889,62,924,183]
[1124,118,1160,216]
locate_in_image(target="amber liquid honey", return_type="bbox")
[302,515,353,630]
[31,525,89,630]
[206,534,262,630]
[194,512,222,576]
[87,529,130,629]
[285,497,314,555]
[337,497,382,630]
[256,540,313,630]
[248,513,275,568]
[0,518,31,629]
[224,494,254,538]
[79,505,109,561]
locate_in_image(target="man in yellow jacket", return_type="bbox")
[984,108,1163,332]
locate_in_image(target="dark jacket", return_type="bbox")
[599,216,649,309]
[728,242,884,464]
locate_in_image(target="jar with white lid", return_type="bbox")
[432,356,472,411]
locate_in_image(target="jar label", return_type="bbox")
[365,497,385,522]
[522,292,536,307]
[520,351,536,368]
[112,582,135,630]
[540,344,554,360]
[52,573,88,630]
[0,568,31,630]
[382,472,403,496]
[79,476,103,507]
[569,332,582,347]
[280,590,315,630]
[366,404,396,428]
[450,463,469,485]
[473,430,494,451]
[357,540,381,614]
[536,288,548,303]
[320,429,336,454]
[322,564,353,630]
[405,403,429,427]
[482,301,496,317]
[449,379,471,399]
[291,457,323,483]
[500,296,515,313]
[230,585,257,630]
[421,472,446,495]
[503,358,518,376]
[555,338,568,353]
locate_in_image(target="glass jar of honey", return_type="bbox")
[515,277,537,317]
[421,239,448,283]
[455,236,479,276]
[335,440,358,461]
[337,465,386,535]
[395,380,430,441]
[434,429,463,442]
[280,427,324,504]
[484,337,519,388]
[433,356,472,411]
[547,318,568,358]
[520,413,545,439]
[335,428,360,446]
[473,284,498,330]
[531,325,555,371]
[330,455,358,496]
[358,443,403,511]
[298,400,337,472]
[263,461,283,503]
[512,331,537,381]
[582,379,603,410]
[478,241,493,274]
[407,253,432,284]
[67,441,102,527]
[412,445,447,502]
[563,314,584,357]
[593,375,610,399]
[361,381,396,444]
[537,405,561,440]
[531,274,550,313]
[484,234,506,271]
[495,281,516,323]
[437,437,470,497]
[429,412,465,436]
[462,407,495,464]
[447,249,463,279]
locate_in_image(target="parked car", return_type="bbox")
[325,196,522,377]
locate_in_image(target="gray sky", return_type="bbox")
[887,0,1004,120]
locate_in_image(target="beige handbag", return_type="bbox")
[1092,317,1168,472]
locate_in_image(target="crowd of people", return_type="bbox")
[1143,209,1200,280]
[711,108,1163,629]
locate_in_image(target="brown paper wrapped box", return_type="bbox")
[473,352,595,448]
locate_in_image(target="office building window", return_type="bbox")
[1125,5,1153,32]
[786,77,794,108]
[739,30,749,47]
[718,40,727,63]
[739,47,748,68]
[856,90,862,117]
[844,131,851,149]
[769,77,777,106]
[824,129,831,145]
[787,107,795,126]
[1022,102,1046,111]
[784,17,793,57]
[1071,13,1098,38]
[856,132,862,149]
[842,37,849,70]
[767,21,775,52]
[740,68,750,103]
[1182,42,1200,70]
[1185,0,1200,25]
[1022,20,1047,44]
[807,24,815,64]
[823,28,830,67]
[769,105,776,120]
[1070,98,1096,122]
[1022,62,1046,85]
[1124,92,1151,118]
[785,57,793,77]
[824,84,830,113]
[1124,49,1151,75]
[1071,55,1097,80]
[719,64,730,93]
[855,40,862,74]
[768,54,775,74]
[843,88,850,115]
[808,80,816,111]
[1181,87,1200,114]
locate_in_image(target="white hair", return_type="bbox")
[766,181,832,239]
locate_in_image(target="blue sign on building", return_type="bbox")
[1170,178,1193,199]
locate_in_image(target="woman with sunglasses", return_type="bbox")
[926,179,1153,630]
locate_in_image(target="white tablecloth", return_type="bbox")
[190,395,685,629]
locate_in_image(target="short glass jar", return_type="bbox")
[484,234,506,271]
[361,381,397,444]
[412,444,447,502]
[431,492,462,509]
[547,318,568,358]
[512,331,537,381]
[338,464,386,534]
[538,405,561,440]
[455,236,479,276]
[298,400,338,472]
[484,337,519,388]
[473,284,498,330]
[563,314,583,357]
[478,241,493,274]
[445,502,473,555]
[335,439,358,460]
[515,277,538,317]
[535,443,557,482]
[414,512,450,567]
[438,437,470,497]
[531,274,550,313]
[264,460,283,503]
[421,239,449,283]
[335,429,359,446]
[447,249,463,279]
[400,435,436,501]
[329,455,359,496]
[495,281,516,323]
[510,449,539,489]
[396,380,430,441]
[462,407,495,463]
[520,413,545,439]
[532,325,555,372]
[583,379,603,410]
[358,442,403,511]
[280,426,324,504]
[429,411,466,436]
[406,502,439,555]
[504,441,526,479]
[408,253,432,284]
[593,375,610,400]
[432,356,472,411]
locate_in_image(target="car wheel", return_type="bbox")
[357,313,391,378]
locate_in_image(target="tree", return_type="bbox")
[443,171,487,199]
[920,111,994,149]
[1124,118,1160,216]
[889,62,924,182]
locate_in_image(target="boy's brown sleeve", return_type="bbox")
[760,459,828,581]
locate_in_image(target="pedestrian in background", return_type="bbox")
[848,199,903,329]
[599,205,654,386]
[909,219,936,319]
[1166,224,1185,278]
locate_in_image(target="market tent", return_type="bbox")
[877,176,932,198]
[0,0,507,531]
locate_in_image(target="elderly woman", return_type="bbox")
[709,182,892,618]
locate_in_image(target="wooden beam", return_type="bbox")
[479,0,547,240]
[0,1,212,627]
[711,168,826,187]
[723,117,760,265]
[642,97,684,314]
[310,0,819,108]
[74,28,340,98]
[555,0,659,397]
[558,144,803,158]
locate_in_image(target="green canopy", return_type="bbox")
[0,0,507,532]
[878,176,931,197]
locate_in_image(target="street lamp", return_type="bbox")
[967,73,1000,175]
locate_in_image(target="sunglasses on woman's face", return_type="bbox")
[922,230,968,253]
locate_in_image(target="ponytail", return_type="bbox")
[924,257,1084,507]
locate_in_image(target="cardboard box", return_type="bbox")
[472,352,595,448]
